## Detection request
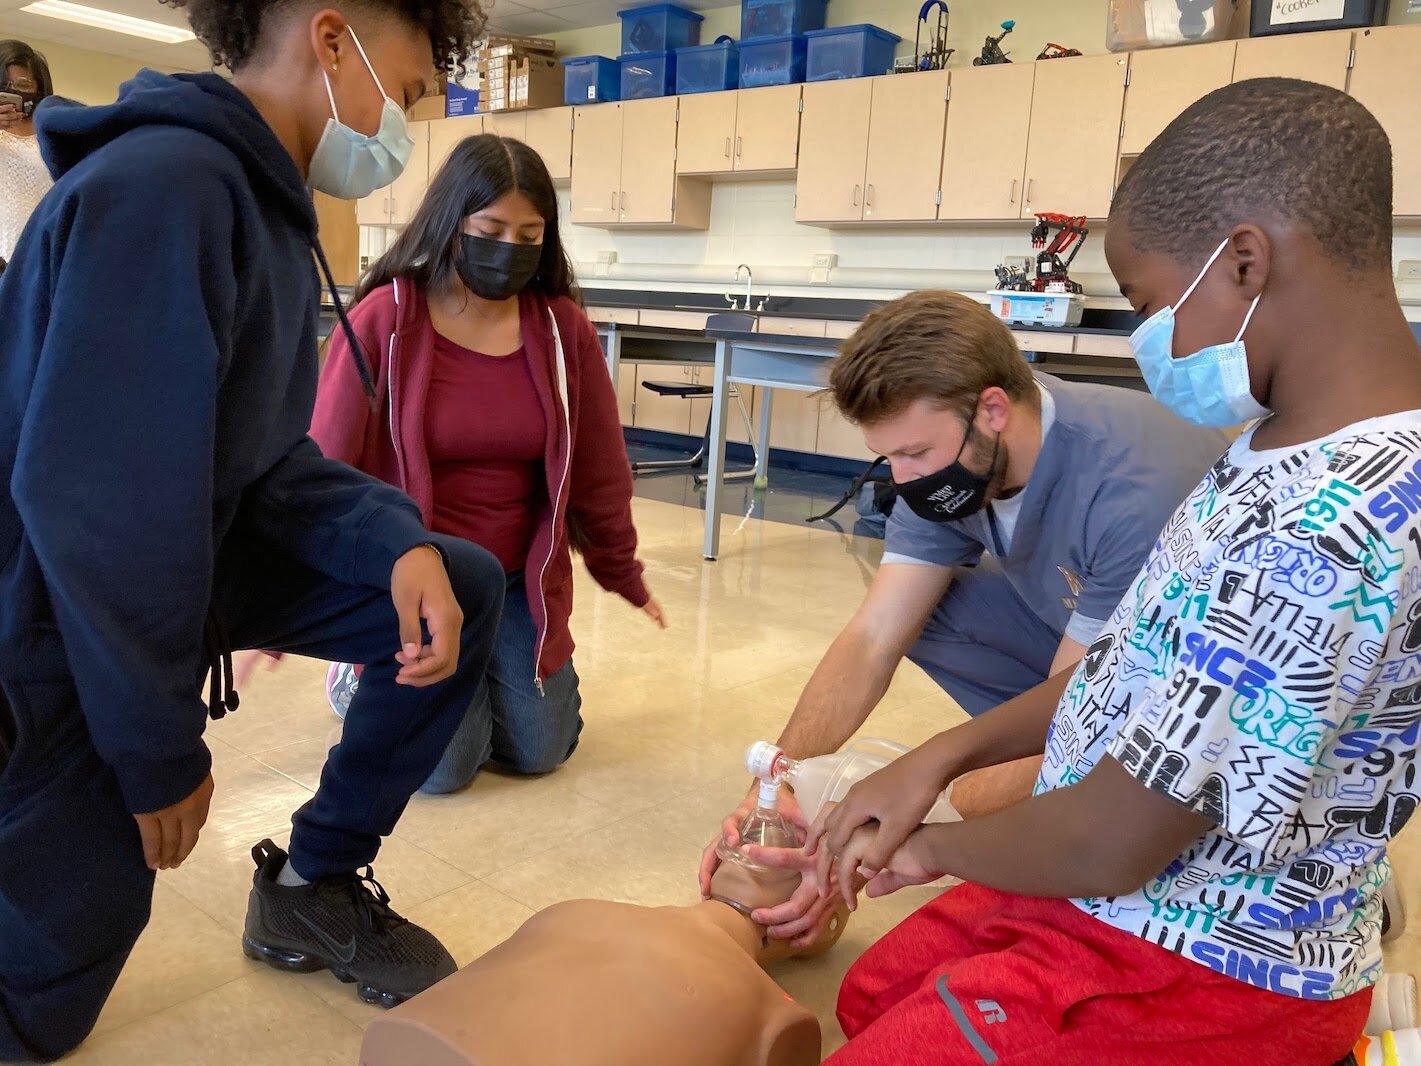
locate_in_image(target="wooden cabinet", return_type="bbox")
[1232,29,1353,90]
[357,121,431,225]
[863,70,950,223]
[795,79,873,223]
[631,364,697,434]
[766,389,823,453]
[570,104,624,226]
[677,91,740,174]
[816,401,876,462]
[1348,25,1421,217]
[1022,53,1127,219]
[313,192,360,286]
[525,107,574,181]
[1122,40,1236,156]
[570,100,709,229]
[427,114,483,185]
[616,362,638,426]
[733,86,802,173]
[939,62,1035,220]
[484,112,527,141]
[678,86,802,176]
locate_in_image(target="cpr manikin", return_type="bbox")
[359,741,946,1066]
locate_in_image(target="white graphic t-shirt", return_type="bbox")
[1038,412,1421,1001]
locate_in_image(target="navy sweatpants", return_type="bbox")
[906,557,1063,717]
[0,532,502,1062]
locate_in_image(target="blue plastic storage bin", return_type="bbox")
[676,37,739,94]
[738,33,807,88]
[741,0,828,40]
[562,55,620,104]
[619,3,702,55]
[620,50,677,99]
[804,24,901,82]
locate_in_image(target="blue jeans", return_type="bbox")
[906,556,1062,717]
[421,572,583,794]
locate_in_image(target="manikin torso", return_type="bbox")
[360,863,841,1066]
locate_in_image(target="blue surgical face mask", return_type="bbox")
[1127,238,1269,428]
[307,27,414,201]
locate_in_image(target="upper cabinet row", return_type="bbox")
[361,25,1419,230]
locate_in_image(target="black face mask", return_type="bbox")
[893,416,999,523]
[455,233,542,302]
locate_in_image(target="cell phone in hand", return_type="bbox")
[0,91,29,116]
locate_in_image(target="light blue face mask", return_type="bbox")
[307,27,414,201]
[1127,238,1270,428]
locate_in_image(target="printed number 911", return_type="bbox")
[1297,479,1361,535]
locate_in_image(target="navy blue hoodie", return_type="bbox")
[0,72,432,815]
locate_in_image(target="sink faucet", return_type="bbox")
[726,264,755,311]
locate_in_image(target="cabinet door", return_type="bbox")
[1348,26,1421,217]
[314,192,360,285]
[355,189,391,226]
[863,70,949,223]
[767,389,822,453]
[1232,29,1353,90]
[428,115,484,183]
[734,85,802,172]
[631,365,695,434]
[485,112,527,142]
[1022,53,1127,219]
[795,79,873,223]
[1122,40,1235,156]
[525,106,574,181]
[570,104,624,226]
[618,97,681,225]
[616,362,638,427]
[388,120,431,224]
[677,91,738,175]
[816,401,877,462]
[939,63,1034,221]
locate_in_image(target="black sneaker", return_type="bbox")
[242,839,456,1007]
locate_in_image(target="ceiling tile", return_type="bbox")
[489,10,575,35]
[538,0,622,25]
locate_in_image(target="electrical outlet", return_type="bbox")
[812,253,838,271]
[359,256,370,272]
[597,250,619,265]
[1398,260,1421,282]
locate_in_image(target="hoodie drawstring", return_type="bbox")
[313,239,378,411]
[203,610,239,722]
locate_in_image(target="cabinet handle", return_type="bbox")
[1025,178,1034,204]
[724,136,732,158]
[620,191,627,211]
[735,136,743,158]
[852,184,861,207]
[1009,178,1018,204]
[610,191,617,210]
[866,184,874,207]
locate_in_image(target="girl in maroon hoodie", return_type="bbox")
[312,134,662,793]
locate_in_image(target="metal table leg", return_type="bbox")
[702,339,731,561]
[753,386,774,490]
[602,325,621,382]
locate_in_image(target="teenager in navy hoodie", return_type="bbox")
[0,2,498,1059]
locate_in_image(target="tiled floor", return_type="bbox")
[22,495,1421,1063]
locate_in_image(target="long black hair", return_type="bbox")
[357,134,579,305]
[0,40,54,101]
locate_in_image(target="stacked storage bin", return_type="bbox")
[804,24,901,81]
[619,2,702,100]
[737,0,828,88]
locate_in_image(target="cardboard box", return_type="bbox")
[408,94,447,122]
[484,33,557,55]
[481,55,561,111]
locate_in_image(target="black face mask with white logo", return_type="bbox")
[892,416,999,523]
[455,233,542,302]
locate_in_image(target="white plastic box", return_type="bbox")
[987,289,1085,328]
[1107,0,1239,51]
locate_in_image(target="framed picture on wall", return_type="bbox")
[1249,0,1387,36]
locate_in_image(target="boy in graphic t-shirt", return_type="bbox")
[796,78,1421,1063]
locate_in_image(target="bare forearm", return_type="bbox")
[776,631,896,758]
[910,784,1123,898]
[921,666,1077,786]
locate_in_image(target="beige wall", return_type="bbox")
[550,0,1420,59]
[0,33,187,105]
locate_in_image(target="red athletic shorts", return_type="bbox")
[827,882,1372,1066]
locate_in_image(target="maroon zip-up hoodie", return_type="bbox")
[313,279,649,681]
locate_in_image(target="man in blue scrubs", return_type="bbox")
[701,290,1227,944]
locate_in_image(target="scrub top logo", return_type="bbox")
[1058,565,1083,610]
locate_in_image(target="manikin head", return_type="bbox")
[829,291,1043,523]
[708,857,847,964]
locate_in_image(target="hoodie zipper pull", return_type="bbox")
[534,675,545,698]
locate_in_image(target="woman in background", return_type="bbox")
[315,134,663,794]
[0,40,54,264]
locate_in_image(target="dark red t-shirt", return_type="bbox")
[424,334,547,572]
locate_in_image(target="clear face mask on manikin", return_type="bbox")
[1127,237,1270,429]
[306,26,414,201]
